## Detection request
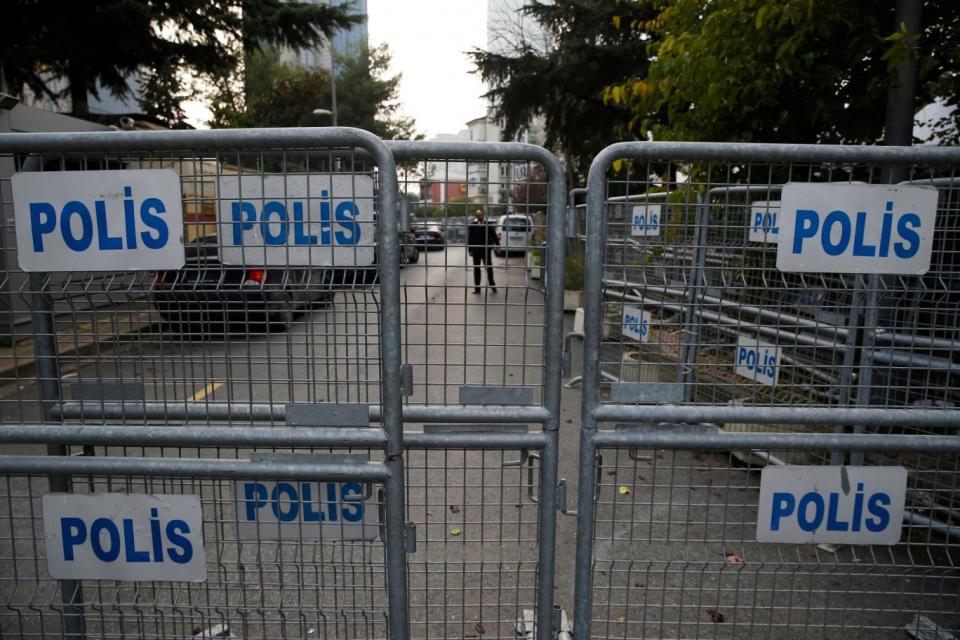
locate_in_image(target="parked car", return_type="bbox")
[495,214,534,256]
[414,225,446,251]
[152,241,336,335]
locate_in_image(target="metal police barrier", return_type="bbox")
[383,140,567,640]
[574,142,960,638]
[0,128,412,639]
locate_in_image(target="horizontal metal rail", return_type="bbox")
[0,425,388,448]
[52,401,553,424]
[593,404,960,428]
[593,427,960,453]
[0,456,391,480]
[0,424,548,451]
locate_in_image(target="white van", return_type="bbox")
[495,214,534,256]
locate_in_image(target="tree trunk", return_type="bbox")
[67,62,89,117]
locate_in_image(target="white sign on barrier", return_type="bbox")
[218,174,375,266]
[630,204,661,237]
[233,454,378,541]
[756,466,907,545]
[734,335,780,387]
[622,306,652,343]
[43,493,205,582]
[12,170,185,272]
[776,183,938,274]
[748,200,780,243]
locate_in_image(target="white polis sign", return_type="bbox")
[756,466,907,545]
[630,204,662,237]
[776,183,938,274]
[748,200,780,243]
[622,305,652,343]
[233,454,378,541]
[43,493,205,582]
[734,335,781,387]
[12,170,185,272]
[218,174,375,266]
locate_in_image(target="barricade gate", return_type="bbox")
[0,129,567,640]
[574,142,960,639]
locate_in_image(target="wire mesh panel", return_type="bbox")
[0,455,389,639]
[588,443,960,639]
[574,142,960,640]
[0,144,389,427]
[395,154,551,406]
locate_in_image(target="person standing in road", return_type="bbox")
[467,208,499,294]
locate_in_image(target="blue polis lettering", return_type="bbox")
[769,483,892,533]
[230,190,360,247]
[243,481,364,523]
[59,508,193,564]
[791,201,921,259]
[29,186,169,253]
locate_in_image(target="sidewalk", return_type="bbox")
[0,311,157,381]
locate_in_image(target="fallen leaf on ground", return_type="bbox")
[724,552,745,564]
[425,511,433,517]
[607,470,617,476]
[450,528,462,536]
[475,622,486,634]
[618,486,632,495]
[706,608,725,623]
[449,505,460,513]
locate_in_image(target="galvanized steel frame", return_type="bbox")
[0,127,412,640]
[574,141,960,640]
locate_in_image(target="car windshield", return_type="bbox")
[505,217,530,231]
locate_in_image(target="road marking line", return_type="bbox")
[188,381,223,403]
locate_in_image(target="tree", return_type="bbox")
[0,0,359,124]
[212,44,418,140]
[607,0,960,145]
[470,0,658,183]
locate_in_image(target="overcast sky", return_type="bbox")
[367,0,490,139]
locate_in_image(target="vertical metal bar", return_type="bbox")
[370,138,410,640]
[536,153,567,640]
[22,155,86,639]
[573,147,614,640]
[677,192,709,400]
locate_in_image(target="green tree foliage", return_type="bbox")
[212,44,418,140]
[0,0,359,124]
[609,0,960,144]
[470,0,658,182]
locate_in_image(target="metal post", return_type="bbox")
[20,154,86,638]
[572,146,613,640]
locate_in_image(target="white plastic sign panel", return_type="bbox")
[622,305,652,343]
[734,335,780,387]
[43,493,205,582]
[748,200,780,243]
[756,466,907,545]
[233,454,378,541]
[218,174,375,266]
[630,204,661,237]
[777,183,938,274]
[13,170,185,272]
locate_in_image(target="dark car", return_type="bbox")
[414,225,446,251]
[152,241,337,335]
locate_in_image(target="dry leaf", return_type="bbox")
[450,528,462,536]
[425,511,434,517]
[607,470,617,476]
[706,608,725,623]
[618,486,632,496]
[449,505,461,514]
[724,552,745,565]
[475,622,486,634]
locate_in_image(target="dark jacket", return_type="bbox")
[467,217,499,254]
